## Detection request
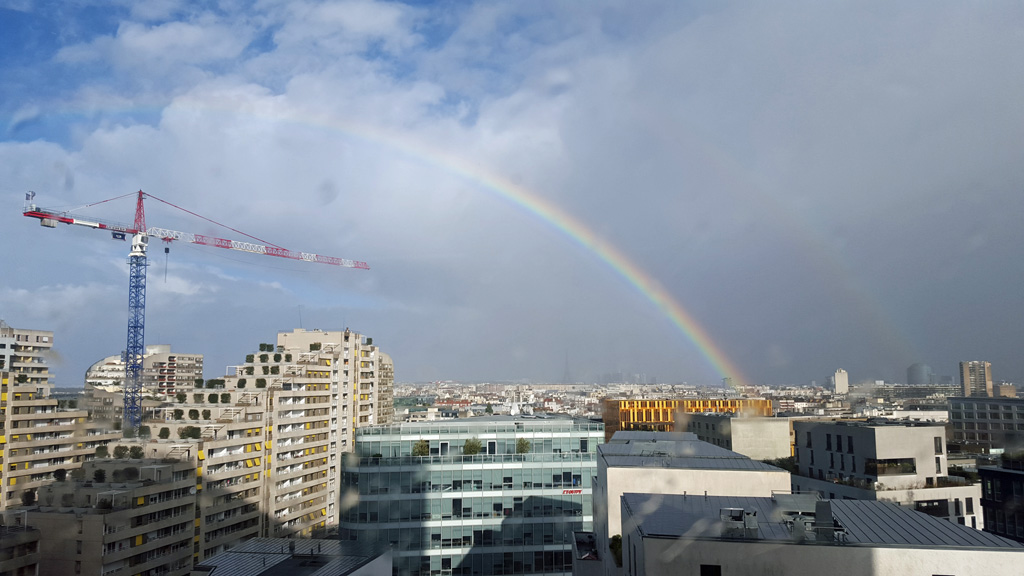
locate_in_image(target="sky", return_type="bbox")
[2,1,1024,388]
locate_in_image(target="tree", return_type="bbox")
[138,426,150,438]
[21,489,36,506]
[178,426,202,439]
[609,535,623,567]
[246,354,255,363]
[256,378,267,388]
[202,409,211,420]
[245,366,254,376]
[194,393,204,403]
[53,468,67,482]
[516,438,531,454]
[285,353,292,362]
[188,409,199,420]
[158,427,170,440]
[93,469,107,483]
[485,404,494,415]
[463,438,482,456]
[15,373,28,383]
[173,409,184,420]
[195,378,205,388]
[412,440,430,456]
[274,353,282,362]
[309,342,321,351]
[237,378,246,388]
[95,446,109,458]
[220,393,230,404]
[208,394,218,404]
[113,445,129,459]
[270,366,279,374]
[259,353,269,363]
[175,392,187,404]
[262,366,270,375]
[129,446,144,459]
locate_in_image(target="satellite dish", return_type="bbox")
[189,487,197,495]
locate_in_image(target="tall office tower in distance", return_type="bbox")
[907,363,933,386]
[960,361,994,397]
[831,369,849,394]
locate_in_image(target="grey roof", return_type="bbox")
[623,493,1024,550]
[600,438,785,472]
[608,431,698,443]
[194,538,385,576]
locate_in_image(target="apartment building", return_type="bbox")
[602,398,772,441]
[84,344,203,402]
[0,512,40,576]
[1,324,121,511]
[27,459,196,576]
[979,452,1024,542]
[948,396,1024,452]
[0,322,52,390]
[338,416,605,576]
[792,420,982,529]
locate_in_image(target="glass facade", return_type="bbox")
[339,417,605,576]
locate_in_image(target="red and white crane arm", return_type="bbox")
[23,205,369,269]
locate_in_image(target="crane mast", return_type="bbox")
[23,190,367,432]
[125,191,148,430]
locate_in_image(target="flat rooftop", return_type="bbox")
[623,493,1024,550]
[600,436,784,472]
[193,538,385,576]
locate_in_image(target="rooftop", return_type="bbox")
[193,538,385,576]
[600,434,784,472]
[624,493,1023,550]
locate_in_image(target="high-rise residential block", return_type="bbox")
[961,361,994,398]
[84,344,203,401]
[0,321,121,511]
[0,321,53,390]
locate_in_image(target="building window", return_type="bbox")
[700,566,722,576]
[934,437,943,454]
[935,456,941,474]
[826,434,832,451]
[836,435,843,453]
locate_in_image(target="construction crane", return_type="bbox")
[23,190,368,431]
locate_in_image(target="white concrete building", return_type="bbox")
[621,493,1024,576]
[678,413,791,460]
[831,369,849,395]
[593,431,790,576]
[793,420,982,529]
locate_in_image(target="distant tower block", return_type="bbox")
[960,361,994,397]
[907,363,932,386]
[831,369,849,394]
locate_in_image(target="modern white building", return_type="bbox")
[678,413,791,460]
[792,420,983,529]
[593,431,790,576]
[620,493,1024,576]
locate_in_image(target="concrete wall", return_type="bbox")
[631,535,1024,576]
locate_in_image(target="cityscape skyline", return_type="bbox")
[3,2,1024,388]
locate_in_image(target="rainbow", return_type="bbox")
[402,145,754,389]
[21,98,759,388]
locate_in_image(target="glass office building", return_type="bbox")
[339,415,605,576]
